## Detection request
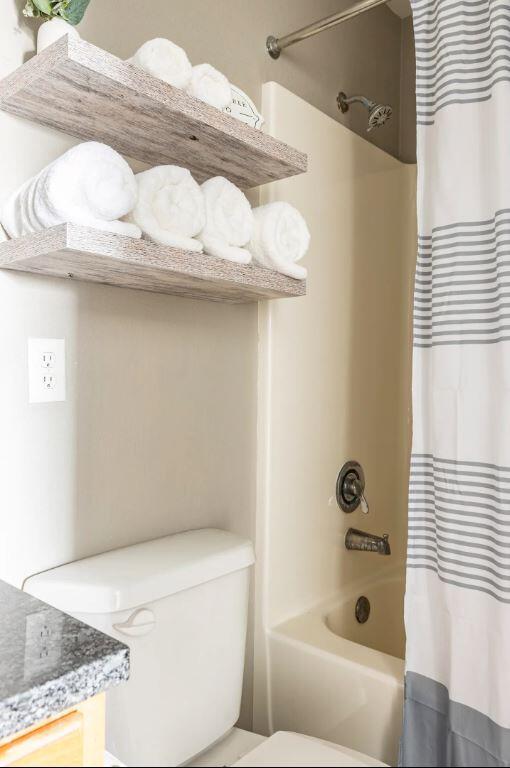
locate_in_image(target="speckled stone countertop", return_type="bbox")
[0,579,129,741]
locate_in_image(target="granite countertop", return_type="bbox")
[0,579,129,741]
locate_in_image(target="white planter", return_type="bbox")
[37,18,80,53]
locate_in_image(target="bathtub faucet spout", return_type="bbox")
[345,528,391,555]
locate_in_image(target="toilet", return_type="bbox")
[24,529,385,767]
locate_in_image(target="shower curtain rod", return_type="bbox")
[266,0,388,59]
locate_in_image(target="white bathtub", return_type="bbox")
[268,573,405,767]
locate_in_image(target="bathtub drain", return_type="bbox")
[355,596,370,623]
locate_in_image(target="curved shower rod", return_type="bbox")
[266,0,388,59]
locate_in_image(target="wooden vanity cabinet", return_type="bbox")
[0,694,105,767]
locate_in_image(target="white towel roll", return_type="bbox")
[129,38,192,89]
[126,165,206,252]
[198,176,254,264]
[2,179,31,238]
[1,142,141,239]
[249,202,310,280]
[186,64,232,110]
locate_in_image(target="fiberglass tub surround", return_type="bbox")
[325,572,405,659]
[254,81,415,764]
[269,571,405,767]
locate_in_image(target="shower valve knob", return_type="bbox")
[336,461,369,514]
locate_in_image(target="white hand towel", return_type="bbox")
[198,176,254,264]
[129,38,192,89]
[186,64,232,110]
[1,142,141,239]
[249,202,310,280]
[126,165,206,252]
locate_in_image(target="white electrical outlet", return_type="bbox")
[41,351,55,369]
[28,338,66,403]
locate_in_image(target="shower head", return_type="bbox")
[337,91,392,132]
[367,102,393,131]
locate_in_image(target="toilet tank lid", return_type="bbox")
[23,529,255,614]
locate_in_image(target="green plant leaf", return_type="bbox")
[22,0,53,16]
[59,0,91,25]
[32,0,54,14]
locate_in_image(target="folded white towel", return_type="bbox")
[1,142,141,239]
[186,64,232,110]
[129,38,192,89]
[198,177,254,264]
[126,165,206,252]
[249,202,310,280]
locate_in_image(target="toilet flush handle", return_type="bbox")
[113,607,156,637]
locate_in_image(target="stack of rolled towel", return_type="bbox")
[1,141,310,281]
[129,38,232,112]
[127,164,310,276]
[1,142,141,239]
[198,176,254,264]
[126,165,205,252]
[250,202,310,280]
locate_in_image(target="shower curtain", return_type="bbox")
[401,1,510,766]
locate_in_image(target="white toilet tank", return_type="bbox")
[24,528,255,767]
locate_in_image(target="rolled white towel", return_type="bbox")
[2,179,30,238]
[1,142,141,240]
[129,38,192,89]
[198,177,254,264]
[126,165,206,252]
[249,202,310,280]
[186,64,232,110]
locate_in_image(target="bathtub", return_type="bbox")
[268,573,405,767]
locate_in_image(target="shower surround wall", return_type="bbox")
[254,83,416,736]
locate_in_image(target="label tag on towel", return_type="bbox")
[223,85,264,130]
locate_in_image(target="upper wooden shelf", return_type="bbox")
[0,36,307,189]
[0,225,306,303]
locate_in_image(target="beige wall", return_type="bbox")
[0,0,258,728]
[399,16,417,164]
[0,2,259,589]
[78,0,404,159]
[254,83,416,733]
[0,0,415,732]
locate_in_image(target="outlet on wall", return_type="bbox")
[28,338,66,403]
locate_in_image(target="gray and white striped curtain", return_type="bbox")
[401,1,510,766]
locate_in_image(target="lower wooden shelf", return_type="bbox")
[0,224,306,303]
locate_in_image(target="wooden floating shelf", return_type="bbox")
[0,36,307,189]
[0,225,306,303]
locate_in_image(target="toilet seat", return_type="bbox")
[231,731,387,767]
